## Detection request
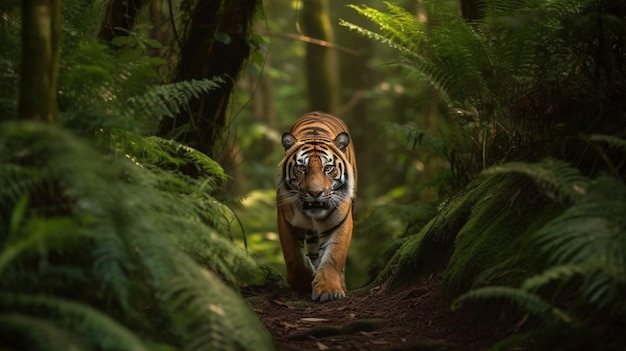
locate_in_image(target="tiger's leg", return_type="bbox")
[311,206,353,302]
[277,210,315,293]
[305,230,320,268]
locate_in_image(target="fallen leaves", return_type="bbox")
[300,317,331,323]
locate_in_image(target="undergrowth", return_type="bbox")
[0,1,276,349]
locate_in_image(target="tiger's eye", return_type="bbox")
[324,165,334,173]
[296,165,306,173]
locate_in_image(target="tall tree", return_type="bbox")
[159,0,260,157]
[18,0,60,123]
[301,0,341,113]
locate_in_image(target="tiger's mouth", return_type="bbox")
[303,201,329,211]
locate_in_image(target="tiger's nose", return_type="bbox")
[308,190,323,198]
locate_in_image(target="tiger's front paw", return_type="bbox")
[312,286,345,302]
[311,269,345,302]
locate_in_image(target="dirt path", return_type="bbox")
[244,273,496,351]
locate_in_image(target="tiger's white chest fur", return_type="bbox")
[286,203,314,229]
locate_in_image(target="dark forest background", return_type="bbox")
[1,0,625,350]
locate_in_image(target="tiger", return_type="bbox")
[276,112,357,302]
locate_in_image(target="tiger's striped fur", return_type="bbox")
[276,112,357,302]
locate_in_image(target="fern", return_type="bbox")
[0,122,275,350]
[342,2,492,109]
[535,176,626,265]
[482,159,589,202]
[107,132,227,182]
[454,286,573,324]
[60,44,221,136]
[343,0,626,185]
[92,232,131,311]
[0,293,149,351]
[455,162,626,348]
[341,3,425,55]
[132,220,271,351]
[127,78,224,122]
[0,313,90,351]
[588,134,626,151]
[531,176,626,314]
[520,264,588,291]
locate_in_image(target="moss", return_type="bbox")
[371,174,505,286]
[444,176,565,293]
[371,173,566,293]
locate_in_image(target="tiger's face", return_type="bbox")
[280,132,353,220]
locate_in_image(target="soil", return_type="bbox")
[243,273,503,351]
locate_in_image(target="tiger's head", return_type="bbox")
[278,132,355,220]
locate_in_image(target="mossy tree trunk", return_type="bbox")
[301,0,341,113]
[158,0,260,157]
[18,0,60,123]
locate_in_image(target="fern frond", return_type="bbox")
[425,8,491,105]
[520,263,626,315]
[520,264,586,292]
[545,0,592,18]
[583,268,625,311]
[535,176,626,265]
[343,2,491,110]
[92,232,131,311]
[134,229,273,351]
[0,216,92,275]
[0,121,275,350]
[529,176,626,315]
[127,78,224,122]
[0,313,90,351]
[588,134,626,151]
[0,293,148,351]
[338,19,415,55]
[0,165,45,210]
[394,55,455,104]
[454,286,573,324]
[108,132,227,183]
[342,2,426,53]
[482,159,589,202]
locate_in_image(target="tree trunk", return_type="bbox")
[460,0,481,21]
[98,0,144,42]
[18,0,60,123]
[301,0,341,113]
[158,0,260,157]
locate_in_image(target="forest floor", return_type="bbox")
[243,272,503,351]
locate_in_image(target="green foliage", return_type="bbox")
[128,78,224,123]
[353,202,435,286]
[59,39,224,135]
[0,293,149,351]
[483,159,589,203]
[454,161,626,350]
[0,1,277,348]
[344,8,626,347]
[384,123,448,158]
[0,122,275,350]
[441,173,563,292]
[342,0,626,180]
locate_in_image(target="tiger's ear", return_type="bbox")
[282,133,297,151]
[333,132,350,152]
